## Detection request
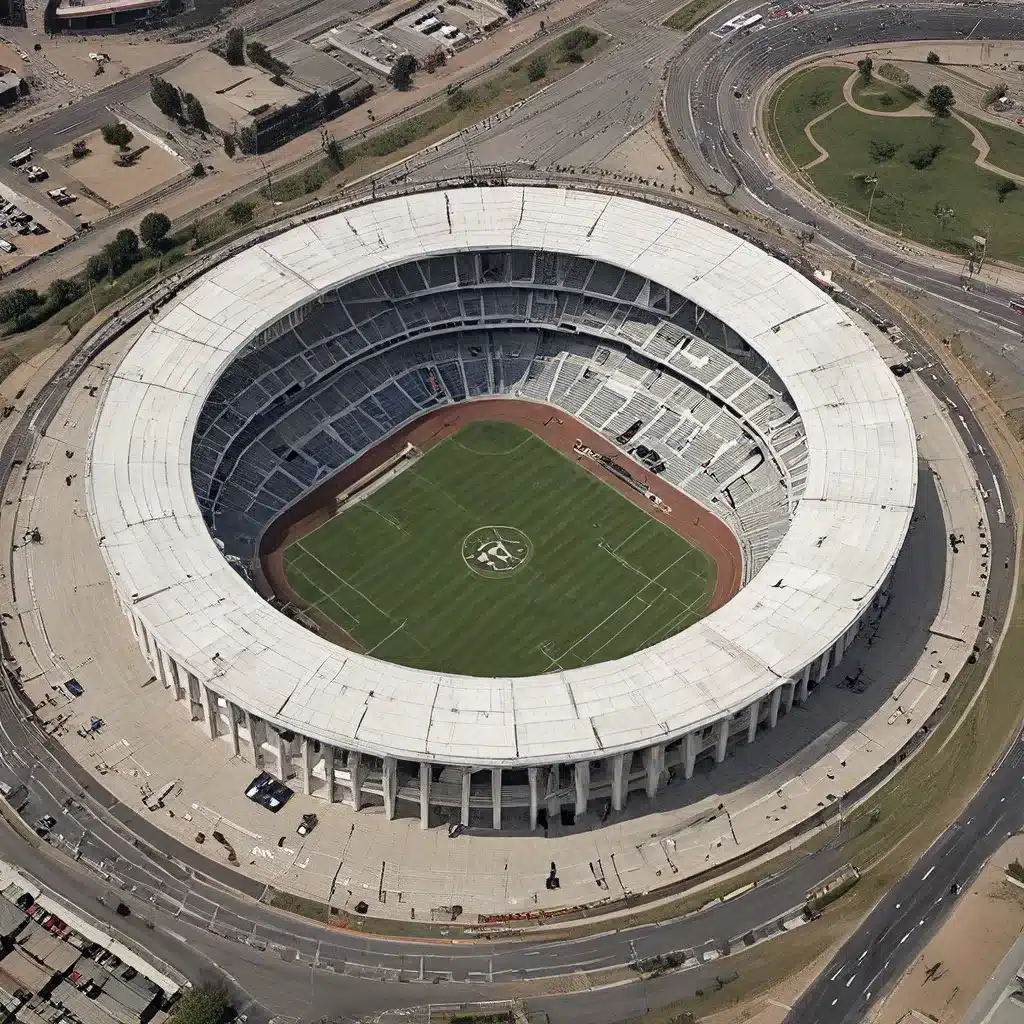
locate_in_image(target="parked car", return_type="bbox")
[244,771,292,812]
[34,814,56,836]
[64,678,84,697]
[296,813,318,836]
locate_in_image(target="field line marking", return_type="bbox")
[363,501,409,536]
[612,520,648,554]
[409,469,475,518]
[450,433,535,457]
[282,558,362,626]
[365,619,409,655]
[295,541,400,623]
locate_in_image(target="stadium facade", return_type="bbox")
[86,187,917,830]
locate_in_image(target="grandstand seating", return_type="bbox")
[193,254,806,582]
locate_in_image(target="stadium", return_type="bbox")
[86,186,917,832]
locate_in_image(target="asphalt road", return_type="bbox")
[662,2,1024,1018]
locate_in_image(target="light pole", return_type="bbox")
[865,176,879,223]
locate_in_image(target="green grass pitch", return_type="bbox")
[283,421,716,677]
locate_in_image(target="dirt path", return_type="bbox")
[257,399,744,657]
[841,69,925,118]
[800,103,844,169]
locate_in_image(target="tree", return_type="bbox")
[560,28,598,63]
[86,254,109,281]
[100,121,133,150]
[926,83,955,116]
[71,139,89,159]
[0,288,41,324]
[192,162,206,177]
[103,229,140,276]
[185,93,209,132]
[226,200,255,225]
[322,131,344,169]
[222,133,236,158]
[224,27,245,66]
[238,125,258,155]
[926,51,940,64]
[997,178,1018,203]
[505,0,527,16]
[139,212,172,249]
[932,202,955,228]
[856,57,873,82]
[526,55,547,81]
[168,984,231,1024]
[388,53,417,91]
[246,41,289,76]
[150,76,182,120]
[48,278,81,308]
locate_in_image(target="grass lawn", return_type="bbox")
[806,106,1024,261]
[664,0,727,32]
[962,112,1024,176]
[284,421,715,677]
[766,65,849,170]
[851,75,918,112]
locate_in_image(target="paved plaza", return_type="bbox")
[0,313,989,925]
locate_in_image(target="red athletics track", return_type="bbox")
[256,399,743,644]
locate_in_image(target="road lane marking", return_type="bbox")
[922,866,935,881]
[857,951,867,964]
[830,967,844,981]
[900,932,911,944]
[846,974,857,988]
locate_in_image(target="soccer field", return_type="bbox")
[283,421,716,677]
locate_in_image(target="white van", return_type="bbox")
[0,239,17,254]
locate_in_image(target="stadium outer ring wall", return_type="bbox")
[85,187,917,831]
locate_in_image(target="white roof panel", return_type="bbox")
[86,188,917,766]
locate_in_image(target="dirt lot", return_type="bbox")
[48,129,186,208]
[257,399,743,646]
[40,35,198,90]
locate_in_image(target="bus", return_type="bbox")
[711,12,763,38]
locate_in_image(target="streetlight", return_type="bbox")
[865,176,879,223]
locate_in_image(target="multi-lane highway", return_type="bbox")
[0,3,1020,1022]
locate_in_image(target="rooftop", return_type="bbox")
[86,187,918,766]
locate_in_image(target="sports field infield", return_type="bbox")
[282,421,717,677]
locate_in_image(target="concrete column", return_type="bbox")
[461,769,472,826]
[611,753,628,812]
[527,766,539,830]
[419,762,431,830]
[275,731,287,780]
[815,650,829,682]
[382,756,397,820]
[491,767,503,830]
[797,666,810,704]
[644,745,664,799]
[769,687,782,729]
[246,712,262,767]
[684,731,698,779]
[167,657,184,701]
[715,719,729,763]
[544,767,559,821]
[746,701,759,744]
[302,738,315,795]
[323,744,335,803]
[574,761,590,817]
[201,686,218,741]
[348,751,362,810]
[785,679,796,714]
[153,645,168,689]
[226,703,240,758]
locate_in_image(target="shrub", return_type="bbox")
[997,178,1018,203]
[856,57,873,82]
[100,121,133,149]
[869,138,898,162]
[167,984,231,1024]
[908,144,943,169]
[71,139,89,159]
[226,200,255,225]
[526,55,547,81]
[448,88,470,112]
[192,162,206,177]
[926,51,940,64]
[0,288,42,324]
[560,27,598,63]
[505,0,527,15]
[246,41,289,76]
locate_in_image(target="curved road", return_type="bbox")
[665,3,1024,1020]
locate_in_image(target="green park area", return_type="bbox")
[768,65,1024,263]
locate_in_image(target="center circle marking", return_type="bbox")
[462,526,532,578]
